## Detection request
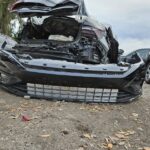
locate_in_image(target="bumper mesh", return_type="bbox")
[27,83,118,103]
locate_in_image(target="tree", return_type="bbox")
[0,0,15,36]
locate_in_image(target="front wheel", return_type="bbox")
[145,63,150,84]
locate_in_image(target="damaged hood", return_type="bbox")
[10,0,88,16]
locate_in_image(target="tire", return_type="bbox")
[145,63,150,84]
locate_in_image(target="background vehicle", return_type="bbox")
[121,48,150,84]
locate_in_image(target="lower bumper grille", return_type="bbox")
[27,83,118,103]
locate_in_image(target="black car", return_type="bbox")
[121,49,150,84]
[0,0,145,103]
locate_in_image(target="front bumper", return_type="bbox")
[0,50,145,103]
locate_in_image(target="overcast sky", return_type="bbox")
[85,0,150,52]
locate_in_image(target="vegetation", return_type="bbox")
[0,0,18,38]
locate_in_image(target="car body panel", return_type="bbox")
[0,47,145,103]
[10,0,88,16]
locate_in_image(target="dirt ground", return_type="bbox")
[0,84,150,150]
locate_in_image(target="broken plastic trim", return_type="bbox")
[1,41,7,49]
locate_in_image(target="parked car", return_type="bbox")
[0,0,145,103]
[121,49,150,84]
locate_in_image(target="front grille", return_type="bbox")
[27,83,118,103]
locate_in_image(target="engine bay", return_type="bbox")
[13,16,108,64]
[14,37,105,64]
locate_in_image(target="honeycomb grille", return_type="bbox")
[27,83,119,103]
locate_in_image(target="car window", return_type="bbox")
[137,49,150,60]
[126,52,136,59]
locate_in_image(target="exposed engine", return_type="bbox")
[13,16,107,64]
[14,36,102,64]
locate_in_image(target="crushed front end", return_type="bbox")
[0,47,145,103]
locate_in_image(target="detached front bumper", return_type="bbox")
[0,50,145,103]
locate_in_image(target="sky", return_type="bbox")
[85,0,150,52]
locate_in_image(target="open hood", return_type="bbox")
[10,0,88,17]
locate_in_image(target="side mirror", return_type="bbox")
[118,49,124,55]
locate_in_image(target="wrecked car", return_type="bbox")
[0,0,145,103]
